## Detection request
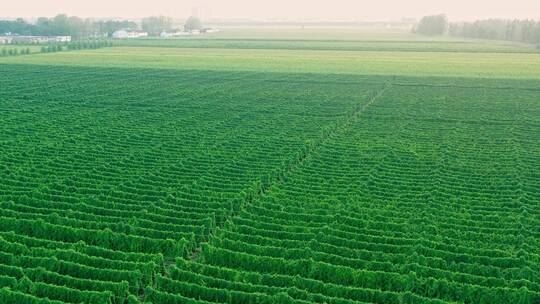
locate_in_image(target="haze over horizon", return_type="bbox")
[2,0,540,22]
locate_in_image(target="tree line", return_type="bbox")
[413,14,449,36]
[41,40,113,53]
[0,47,31,56]
[449,19,540,45]
[414,14,540,46]
[1,14,203,39]
[0,15,137,39]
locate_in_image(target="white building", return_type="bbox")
[134,31,148,38]
[202,28,220,34]
[112,30,148,39]
[9,36,71,44]
[55,36,71,42]
[158,28,221,38]
[112,30,128,39]
[160,32,173,38]
[160,31,191,38]
[0,36,13,44]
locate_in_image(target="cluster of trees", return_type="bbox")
[0,15,138,39]
[141,16,173,36]
[414,14,540,45]
[41,45,62,53]
[66,40,113,50]
[2,14,204,39]
[413,14,449,36]
[0,47,31,56]
[184,16,203,32]
[40,40,113,54]
[449,19,540,45]
[140,15,203,35]
[0,14,202,39]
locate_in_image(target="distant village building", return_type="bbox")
[159,32,171,38]
[111,30,128,39]
[112,30,148,39]
[201,28,220,34]
[160,31,191,38]
[55,36,72,42]
[0,36,13,44]
[159,28,219,38]
[1,35,71,44]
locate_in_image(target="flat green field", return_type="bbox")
[187,27,428,40]
[2,47,540,79]
[117,27,538,53]
[118,38,538,53]
[0,27,539,304]
[164,26,535,43]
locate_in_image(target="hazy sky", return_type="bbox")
[2,0,539,21]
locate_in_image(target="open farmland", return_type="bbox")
[3,47,540,79]
[0,28,539,304]
[118,27,539,53]
[117,38,539,53]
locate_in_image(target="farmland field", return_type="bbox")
[117,38,539,53]
[3,47,540,79]
[0,28,539,304]
[118,27,539,53]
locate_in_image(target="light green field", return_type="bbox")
[119,27,538,53]
[198,27,423,40]
[186,26,522,42]
[119,38,538,53]
[2,46,540,79]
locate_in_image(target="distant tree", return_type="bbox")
[449,19,540,44]
[98,20,138,37]
[35,17,51,35]
[0,18,34,35]
[50,14,70,35]
[1,15,135,39]
[414,14,448,36]
[184,16,203,32]
[142,16,173,36]
[66,16,85,38]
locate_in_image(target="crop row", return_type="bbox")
[0,64,386,302]
[157,85,540,303]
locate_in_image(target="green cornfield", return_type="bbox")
[0,29,539,304]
